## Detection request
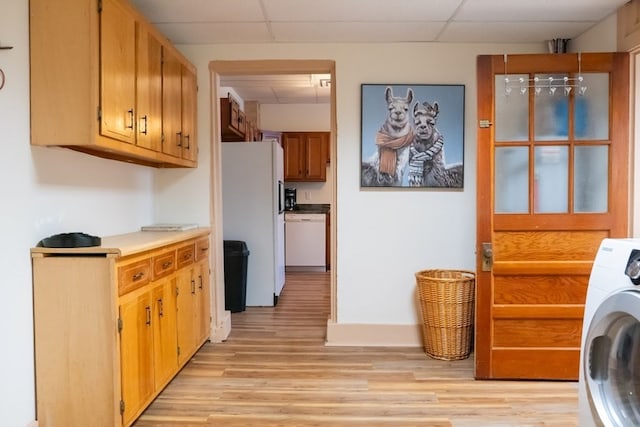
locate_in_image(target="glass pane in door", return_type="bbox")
[534,74,569,141]
[575,145,608,213]
[495,75,529,142]
[495,146,528,213]
[534,146,568,213]
[575,73,609,140]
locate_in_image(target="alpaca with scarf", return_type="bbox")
[361,87,414,186]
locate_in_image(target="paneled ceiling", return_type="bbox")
[129,0,627,104]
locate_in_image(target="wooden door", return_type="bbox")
[119,292,154,425]
[176,266,196,365]
[100,0,135,144]
[151,278,178,389]
[476,53,630,380]
[181,66,197,161]
[195,260,211,344]
[135,22,162,151]
[305,133,328,181]
[283,133,304,180]
[162,48,183,157]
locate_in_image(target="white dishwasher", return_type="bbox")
[284,213,326,271]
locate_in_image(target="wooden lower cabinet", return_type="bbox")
[31,229,211,427]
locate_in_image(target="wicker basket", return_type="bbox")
[415,269,475,361]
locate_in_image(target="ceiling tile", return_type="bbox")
[271,22,445,43]
[130,0,265,22]
[154,22,273,44]
[439,21,592,43]
[264,0,463,21]
[454,0,627,22]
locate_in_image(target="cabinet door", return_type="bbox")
[195,260,211,344]
[119,292,154,426]
[162,48,183,157]
[176,266,196,365]
[305,133,328,181]
[100,0,136,144]
[181,66,197,161]
[151,277,178,389]
[135,23,162,151]
[283,133,304,180]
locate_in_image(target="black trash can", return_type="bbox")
[223,240,250,313]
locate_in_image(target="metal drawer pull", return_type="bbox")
[132,272,145,281]
[162,261,173,269]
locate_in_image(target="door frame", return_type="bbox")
[208,60,338,338]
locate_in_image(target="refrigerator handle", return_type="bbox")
[278,180,284,214]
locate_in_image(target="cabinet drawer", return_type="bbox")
[177,244,195,269]
[152,251,176,280]
[118,258,152,296]
[195,237,210,261]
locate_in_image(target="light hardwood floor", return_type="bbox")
[133,271,578,426]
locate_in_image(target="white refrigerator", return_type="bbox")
[221,141,285,306]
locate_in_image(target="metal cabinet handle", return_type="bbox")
[126,109,134,129]
[158,298,164,317]
[191,279,196,295]
[184,134,190,149]
[198,275,203,290]
[140,115,148,135]
[176,131,182,147]
[145,306,151,325]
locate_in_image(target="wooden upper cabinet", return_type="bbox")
[162,48,184,158]
[181,66,198,162]
[29,0,197,168]
[135,23,163,152]
[220,95,245,141]
[283,132,329,181]
[100,0,136,144]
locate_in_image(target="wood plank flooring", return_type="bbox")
[133,271,578,427]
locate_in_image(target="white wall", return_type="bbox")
[571,13,618,52]
[177,41,546,327]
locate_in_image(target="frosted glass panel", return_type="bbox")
[534,74,569,141]
[575,73,609,140]
[495,75,528,142]
[534,146,568,213]
[495,147,528,213]
[575,146,608,213]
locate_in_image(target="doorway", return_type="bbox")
[209,60,338,335]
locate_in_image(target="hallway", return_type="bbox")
[134,271,578,426]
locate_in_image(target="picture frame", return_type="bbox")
[360,84,465,189]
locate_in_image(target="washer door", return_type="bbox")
[585,290,640,426]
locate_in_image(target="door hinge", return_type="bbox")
[117,317,123,334]
[97,106,102,122]
[479,119,492,128]
[177,346,181,357]
[120,399,125,415]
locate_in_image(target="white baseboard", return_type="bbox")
[209,310,232,342]
[27,421,38,427]
[325,320,423,347]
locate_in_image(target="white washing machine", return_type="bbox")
[579,238,640,426]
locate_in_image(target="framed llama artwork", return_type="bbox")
[360,84,465,189]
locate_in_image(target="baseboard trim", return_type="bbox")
[27,421,38,427]
[210,310,232,342]
[325,320,423,347]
